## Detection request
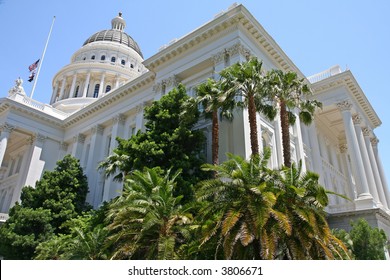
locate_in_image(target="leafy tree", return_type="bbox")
[99,84,206,200]
[0,155,89,259]
[106,168,192,260]
[34,211,109,260]
[0,205,54,260]
[349,218,388,260]
[20,154,90,233]
[195,78,236,166]
[220,57,275,156]
[264,70,322,167]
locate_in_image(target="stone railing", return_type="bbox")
[307,65,342,84]
[8,94,69,120]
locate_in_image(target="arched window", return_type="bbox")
[91,55,95,60]
[82,57,86,61]
[101,55,106,61]
[121,59,126,65]
[130,64,134,68]
[93,84,100,98]
[105,85,111,93]
[74,86,79,97]
[111,57,116,63]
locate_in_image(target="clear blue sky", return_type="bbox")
[1,0,389,187]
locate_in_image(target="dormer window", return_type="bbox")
[111,57,116,63]
[105,85,111,93]
[121,59,126,65]
[91,55,95,60]
[101,55,106,61]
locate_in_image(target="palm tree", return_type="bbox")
[106,168,192,260]
[265,162,351,259]
[264,69,322,167]
[220,57,275,156]
[195,78,236,166]
[196,149,286,259]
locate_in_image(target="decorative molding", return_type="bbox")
[59,142,69,151]
[73,134,86,144]
[336,100,353,112]
[370,137,379,147]
[352,114,362,125]
[8,77,26,96]
[362,127,371,137]
[0,123,15,134]
[112,114,126,125]
[136,104,143,114]
[91,124,104,135]
[339,144,348,154]
[211,42,252,65]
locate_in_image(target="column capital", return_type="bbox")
[112,114,126,125]
[227,42,251,60]
[0,123,15,134]
[352,114,363,125]
[73,134,86,144]
[339,143,348,154]
[91,124,104,135]
[362,127,371,137]
[370,137,379,147]
[59,141,69,151]
[336,100,353,112]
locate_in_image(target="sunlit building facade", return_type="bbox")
[1,4,389,247]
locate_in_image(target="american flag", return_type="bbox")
[28,71,36,82]
[28,59,40,72]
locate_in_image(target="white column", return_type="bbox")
[363,128,388,209]
[98,72,106,97]
[135,104,145,132]
[59,76,66,100]
[115,74,120,89]
[86,125,104,208]
[0,123,15,168]
[353,114,380,205]
[50,81,59,104]
[293,109,306,172]
[307,122,324,185]
[11,133,47,208]
[274,111,283,168]
[336,100,373,205]
[104,114,126,202]
[371,138,390,209]
[71,134,85,159]
[82,72,91,98]
[339,144,357,200]
[69,73,78,98]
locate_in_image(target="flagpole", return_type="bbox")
[30,16,56,99]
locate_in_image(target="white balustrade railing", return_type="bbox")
[307,65,342,84]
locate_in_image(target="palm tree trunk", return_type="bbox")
[280,101,291,167]
[248,94,259,155]
[212,110,219,166]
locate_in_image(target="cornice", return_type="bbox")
[143,4,305,78]
[62,70,155,128]
[310,70,381,128]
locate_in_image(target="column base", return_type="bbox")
[355,193,376,210]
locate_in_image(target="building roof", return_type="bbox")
[82,13,143,58]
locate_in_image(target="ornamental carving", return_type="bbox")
[91,125,104,135]
[59,142,69,151]
[352,114,362,125]
[339,144,348,154]
[112,114,126,125]
[211,42,252,65]
[73,134,86,144]
[370,137,379,147]
[8,77,26,96]
[0,123,15,134]
[336,100,352,112]
[362,127,371,137]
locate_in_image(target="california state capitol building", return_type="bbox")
[1,3,389,247]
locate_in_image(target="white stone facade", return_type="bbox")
[1,4,389,243]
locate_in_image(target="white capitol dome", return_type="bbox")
[50,13,146,113]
